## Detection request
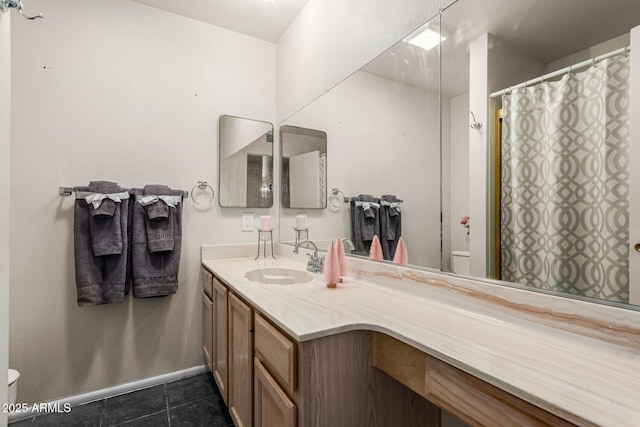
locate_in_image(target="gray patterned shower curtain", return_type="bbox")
[501,53,630,303]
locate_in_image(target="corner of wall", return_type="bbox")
[276,0,457,122]
[0,10,11,427]
[628,25,640,305]
[468,34,489,277]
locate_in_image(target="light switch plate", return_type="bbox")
[241,213,254,232]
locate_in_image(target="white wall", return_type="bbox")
[280,71,442,268]
[545,33,630,73]
[447,93,470,263]
[441,96,451,271]
[276,0,456,122]
[468,34,545,277]
[0,10,10,427]
[219,118,272,160]
[10,0,275,403]
[468,35,490,277]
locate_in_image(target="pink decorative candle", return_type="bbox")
[259,215,272,230]
[324,241,340,288]
[369,235,383,261]
[393,236,409,266]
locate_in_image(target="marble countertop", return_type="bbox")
[202,253,640,427]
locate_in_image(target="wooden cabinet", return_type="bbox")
[372,332,574,427]
[254,314,297,427]
[201,267,214,372]
[212,277,229,404]
[202,268,213,299]
[202,291,213,371]
[204,270,256,425]
[255,359,296,427]
[202,264,572,427]
[229,292,254,427]
[254,314,296,395]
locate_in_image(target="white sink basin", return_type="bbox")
[245,268,313,285]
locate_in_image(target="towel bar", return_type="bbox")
[59,186,189,199]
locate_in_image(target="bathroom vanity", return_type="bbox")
[200,244,640,427]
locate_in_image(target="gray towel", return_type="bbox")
[350,194,380,256]
[380,194,402,260]
[73,181,129,306]
[357,194,378,240]
[131,186,184,298]
[88,181,123,256]
[143,185,174,253]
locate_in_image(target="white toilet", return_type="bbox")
[451,251,470,275]
[8,369,20,405]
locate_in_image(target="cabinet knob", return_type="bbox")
[635,243,640,253]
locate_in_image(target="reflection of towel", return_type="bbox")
[143,185,175,253]
[73,181,129,306]
[380,194,402,260]
[357,194,378,240]
[350,194,380,256]
[131,186,184,298]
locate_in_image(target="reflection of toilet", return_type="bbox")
[451,251,470,275]
[8,369,20,404]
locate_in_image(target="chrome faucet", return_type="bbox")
[293,240,324,273]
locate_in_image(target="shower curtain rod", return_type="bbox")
[490,45,630,98]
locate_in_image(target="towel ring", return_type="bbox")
[329,188,345,208]
[190,181,215,206]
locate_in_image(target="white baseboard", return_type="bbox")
[8,365,209,423]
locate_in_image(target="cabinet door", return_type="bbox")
[202,267,213,299]
[213,278,229,404]
[202,292,213,371]
[229,293,254,427]
[254,359,296,427]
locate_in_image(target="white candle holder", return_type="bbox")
[255,228,276,260]
[293,227,309,247]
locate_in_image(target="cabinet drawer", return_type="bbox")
[254,314,296,394]
[202,268,213,299]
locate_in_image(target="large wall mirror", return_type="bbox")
[278,0,640,311]
[280,125,327,209]
[440,0,640,308]
[279,16,441,268]
[219,115,274,208]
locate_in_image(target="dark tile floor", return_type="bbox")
[9,372,234,427]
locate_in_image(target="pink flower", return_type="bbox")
[460,216,470,235]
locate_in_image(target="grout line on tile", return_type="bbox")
[99,397,107,427]
[111,410,168,427]
[164,383,171,426]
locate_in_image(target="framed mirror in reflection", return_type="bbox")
[440,0,640,307]
[218,115,274,208]
[278,16,441,269]
[280,125,327,209]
